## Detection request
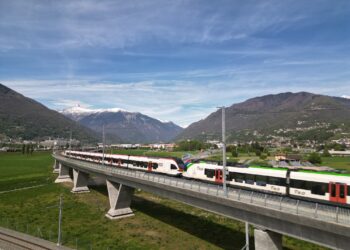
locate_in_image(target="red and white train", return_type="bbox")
[64,150,184,176]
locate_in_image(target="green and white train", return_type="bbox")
[183,162,350,206]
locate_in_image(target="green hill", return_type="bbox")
[0,83,98,143]
[178,92,350,142]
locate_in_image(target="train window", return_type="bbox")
[255,175,267,186]
[204,169,215,178]
[234,173,245,183]
[331,183,336,197]
[267,177,284,186]
[245,174,255,185]
[152,163,158,169]
[171,164,177,170]
[227,172,235,181]
[310,182,327,196]
[340,185,345,199]
[291,179,305,189]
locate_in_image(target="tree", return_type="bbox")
[174,140,211,151]
[25,144,30,155]
[22,144,25,154]
[322,149,331,157]
[308,152,322,164]
[232,150,238,158]
[255,150,261,157]
[30,144,34,155]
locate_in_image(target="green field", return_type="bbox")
[321,156,350,173]
[0,152,54,191]
[0,152,327,249]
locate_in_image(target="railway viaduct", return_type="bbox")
[53,153,350,250]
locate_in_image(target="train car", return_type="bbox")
[289,171,350,206]
[226,166,288,195]
[183,162,222,182]
[183,162,287,195]
[64,150,184,176]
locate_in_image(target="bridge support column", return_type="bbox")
[55,164,72,183]
[71,169,90,193]
[254,228,282,250]
[52,159,60,173]
[105,180,134,219]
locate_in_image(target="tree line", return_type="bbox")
[21,144,34,155]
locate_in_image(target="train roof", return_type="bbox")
[251,164,350,177]
[297,170,350,177]
[65,150,183,162]
[249,165,288,171]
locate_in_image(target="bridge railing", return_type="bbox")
[56,155,350,226]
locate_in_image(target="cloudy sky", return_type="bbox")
[1,0,350,127]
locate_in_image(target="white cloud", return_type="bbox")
[0,0,338,50]
[3,76,350,127]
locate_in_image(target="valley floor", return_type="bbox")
[0,152,329,249]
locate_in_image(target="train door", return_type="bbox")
[215,169,223,184]
[148,162,152,172]
[329,182,347,204]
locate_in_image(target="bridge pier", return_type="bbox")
[105,180,134,219]
[54,163,72,183]
[254,228,282,250]
[52,159,60,173]
[71,169,90,193]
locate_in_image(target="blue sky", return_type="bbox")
[1,0,350,127]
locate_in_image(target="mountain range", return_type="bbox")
[61,106,183,143]
[2,82,350,144]
[0,83,98,142]
[177,92,350,142]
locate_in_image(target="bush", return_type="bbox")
[308,152,322,164]
[260,154,267,160]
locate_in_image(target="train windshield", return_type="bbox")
[174,158,185,170]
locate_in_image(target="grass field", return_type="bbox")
[321,156,350,173]
[0,152,327,249]
[0,152,54,191]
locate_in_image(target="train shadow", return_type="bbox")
[90,185,251,250]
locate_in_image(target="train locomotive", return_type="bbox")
[64,150,350,206]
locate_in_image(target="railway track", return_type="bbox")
[0,227,71,250]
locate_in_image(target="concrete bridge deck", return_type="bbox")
[53,154,350,249]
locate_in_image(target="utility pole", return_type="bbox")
[245,222,249,250]
[102,125,105,166]
[57,195,63,246]
[217,106,228,197]
[69,130,72,151]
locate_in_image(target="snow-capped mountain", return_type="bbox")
[61,106,127,122]
[60,106,183,143]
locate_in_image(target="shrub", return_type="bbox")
[308,152,322,164]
